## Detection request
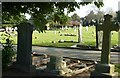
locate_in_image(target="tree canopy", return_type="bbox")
[71,13,80,21]
[2,1,103,32]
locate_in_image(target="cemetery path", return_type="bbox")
[32,46,120,64]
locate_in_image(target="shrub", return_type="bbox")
[1,31,16,69]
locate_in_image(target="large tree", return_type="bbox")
[71,13,80,21]
[86,11,96,21]
[2,1,103,32]
[95,11,104,21]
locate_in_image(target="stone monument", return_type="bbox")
[14,22,36,74]
[78,23,82,43]
[90,14,120,78]
[46,56,72,76]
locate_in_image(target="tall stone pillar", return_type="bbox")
[15,22,35,74]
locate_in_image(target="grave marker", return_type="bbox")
[91,14,119,78]
[78,23,82,43]
[46,56,72,75]
[86,26,88,31]
[98,31,103,49]
[15,22,35,74]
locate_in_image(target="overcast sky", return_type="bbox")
[26,0,120,19]
[68,0,120,17]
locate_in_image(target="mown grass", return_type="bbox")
[32,26,118,47]
[0,26,118,47]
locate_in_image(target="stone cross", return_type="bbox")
[90,14,119,78]
[97,14,119,64]
[15,22,35,73]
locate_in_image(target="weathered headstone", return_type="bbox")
[78,23,82,43]
[65,26,68,29]
[91,14,119,78]
[74,26,77,32]
[86,26,88,31]
[54,30,57,34]
[98,31,103,49]
[15,22,35,74]
[46,56,72,75]
[62,26,64,30]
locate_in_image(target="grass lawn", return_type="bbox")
[0,26,119,47]
[32,26,118,47]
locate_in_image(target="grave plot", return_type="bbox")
[58,39,77,43]
[32,53,95,76]
[60,33,76,36]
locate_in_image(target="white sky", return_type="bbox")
[26,0,120,19]
[68,0,120,17]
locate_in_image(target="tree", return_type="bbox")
[105,7,116,18]
[95,11,104,21]
[46,8,70,29]
[86,11,96,21]
[2,2,103,32]
[2,14,27,28]
[71,13,80,21]
[116,11,120,22]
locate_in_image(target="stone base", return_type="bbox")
[46,56,72,76]
[45,68,72,76]
[90,64,118,78]
[90,71,118,78]
[12,62,36,75]
[46,60,72,76]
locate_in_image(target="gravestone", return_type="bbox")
[74,26,77,32]
[46,56,72,75]
[91,14,119,78]
[95,20,103,49]
[14,22,35,74]
[98,31,103,49]
[78,23,82,43]
[62,26,64,30]
[86,26,88,31]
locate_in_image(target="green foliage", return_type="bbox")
[1,32,16,69]
[54,11,69,25]
[116,11,120,22]
[2,14,27,28]
[33,14,47,33]
[71,13,80,21]
[86,11,96,21]
[2,2,104,32]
